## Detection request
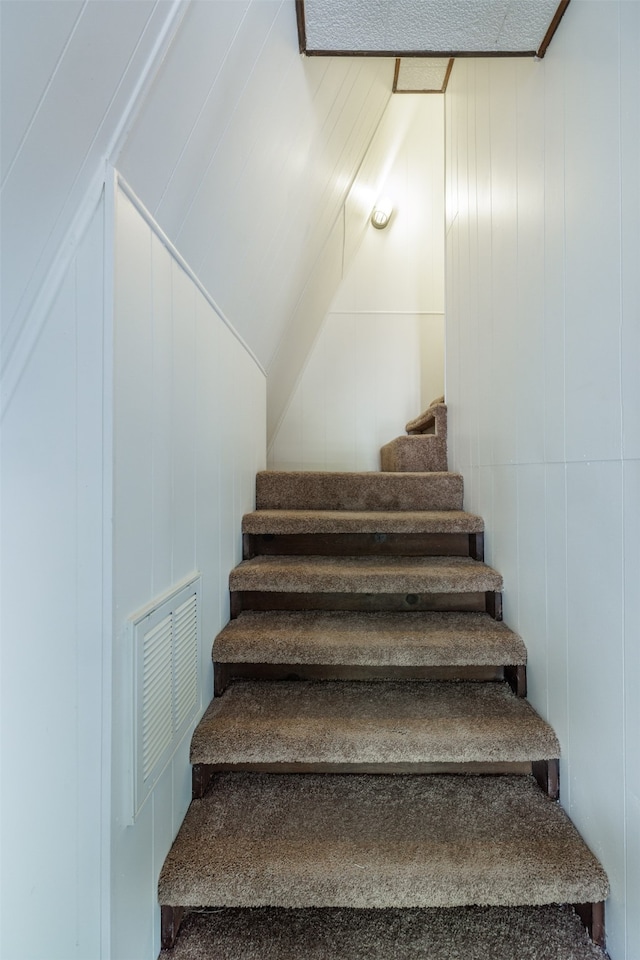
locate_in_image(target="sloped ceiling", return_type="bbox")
[298,0,571,58]
[0,0,187,378]
[1,0,394,433]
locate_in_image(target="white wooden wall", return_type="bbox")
[1,0,184,379]
[1,4,393,956]
[118,0,393,391]
[444,4,639,957]
[0,196,108,960]
[2,0,392,459]
[269,96,445,470]
[268,311,424,471]
[111,184,266,959]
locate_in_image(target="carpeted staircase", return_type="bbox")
[158,464,610,959]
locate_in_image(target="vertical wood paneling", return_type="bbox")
[118,0,392,397]
[562,3,622,464]
[266,216,345,442]
[474,62,494,470]
[0,199,106,960]
[619,4,640,462]
[542,46,567,465]
[566,461,626,959]
[516,464,548,716]
[151,236,174,597]
[170,262,197,583]
[488,61,518,467]
[543,463,570,800]
[114,191,154,622]
[153,0,282,240]
[445,7,639,955]
[270,97,444,469]
[119,0,251,217]
[1,0,179,358]
[174,2,287,267]
[195,290,221,702]
[514,63,545,466]
[150,763,174,960]
[269,312,424,471]
[73,198,107,951]
[112,796,155,960]
[111,186,266,960]
[0,0,84,181]
[490,465,519,627]
[623,460,640,958]
[3,271,80,948]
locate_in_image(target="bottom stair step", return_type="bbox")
[160,905,609,959]
[159,774,608,910]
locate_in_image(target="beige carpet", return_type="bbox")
[214,610,526,666]
[160,905,609,960]
[380,435,448,473]
[256,471,464,512]
[159,774,609,909]
[161,467,610,956]
[191,681,558,766]
[242,508,483,534]
[229,555,502,594]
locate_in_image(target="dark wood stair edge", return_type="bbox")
[532,758,560,801]
[505,664,527,697]
[160,898,605,952]
[213,661,516,696]
[243,532,484,561]
[574,901,606,948]
[230,591,503,619]
[161,906,186,951]
[191,760,558,802]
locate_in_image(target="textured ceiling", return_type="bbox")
[393,58,453,93]
[300,0,570,57]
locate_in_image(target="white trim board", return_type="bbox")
[116,172,267,378]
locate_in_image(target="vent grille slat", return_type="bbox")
[174,594,199,730]
[131,575,201,820]
[141,616,174,778]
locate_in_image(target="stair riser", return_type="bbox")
[213,661,507,695]
[380,436,447,473]
[192,761,535,795]
[231,591,502,618]
[243,532,483,560]
[256,472,464,512]
[160,902,606,955]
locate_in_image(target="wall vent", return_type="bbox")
[130,574,201,819]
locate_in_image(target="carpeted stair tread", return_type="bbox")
[242,509,483,535]
[214,610,526,666]
[160,905,609,960]
[191,680,559,766]
[158,773,609,908]
[256,470,464,512]
[230,555,502,594]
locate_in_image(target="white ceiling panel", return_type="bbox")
[393,58,452,93]
[300,0,570,57]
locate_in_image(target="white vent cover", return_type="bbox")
[130,574,201,819]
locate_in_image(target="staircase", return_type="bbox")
[158,466,610,959]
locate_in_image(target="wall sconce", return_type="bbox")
[370,196,394,229]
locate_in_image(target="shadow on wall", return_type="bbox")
[268,95,446,471]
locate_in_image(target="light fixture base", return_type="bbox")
[371,196,394,229]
